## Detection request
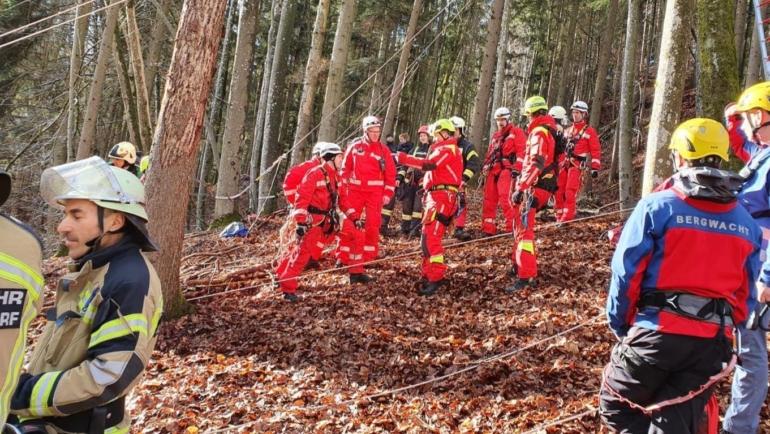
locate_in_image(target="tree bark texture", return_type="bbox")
[64,0,92,165]
[468,0,505,152]
[318,0,357,142]
[554,0,580,108]
[145,0,228,318]
[697,0,740,121]
[124,0,153,152]
[145,0,171,120]
[618,0,643,209]
[735,0,749,70]
[589,0,619,129]
[76,1,119,161]
[490,0,511,135]
[642,0,694,196]
[214,0,260,218]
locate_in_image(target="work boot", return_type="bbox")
[283,292,299,302]
[504,278,537,294]
[419,279,447,296]
[303,259,320,271]
[453,228,473,241]
[379,226,397,237]
[350,273,377,285]
[506,263,518,277]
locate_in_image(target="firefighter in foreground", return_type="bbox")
[599,119,761,433]
[7,156,163,433]
[397,119,463,296]
[337,116,397,265]
[277,143,374,301]
[0,168,44,428]
[481,107,526,236]
[506,96,558,293]
[555,101,601,223]
[722,81,770,434]
[107,142,143,179]
[449,116,480,241]
[398,126,432,238]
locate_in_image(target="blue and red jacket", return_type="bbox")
[608,168,761,339]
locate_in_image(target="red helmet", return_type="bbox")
[417,125,429,134]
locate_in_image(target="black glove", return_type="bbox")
[295,223,308,237]
[590,169,599,179]
[353,219,365,230]
[511,190,524,205]
[510,170,520,179]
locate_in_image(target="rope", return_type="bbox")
[0,0,103,40]
[520,406,598,434]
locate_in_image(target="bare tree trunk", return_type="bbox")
[76,1,120,161]
[113,31,140,147]
[555,0,580,108]
[468,0,505,151]
[214,0,260,218]
[64,0,92,165]
[291,0,332,165]
[745,1,767,85]
[145,0,171,118]
[490,0,511,134]
[642,0,694,196]
[145,0,228,319]
[318,0,357,142]
[383,0,424,136]
[369,33,386,114]
[589,0,619,129]
[124,0,153,152]
[250,0,280,210]
[697,0,740,121]
[618,0,643,209]
[736,0,749,71]
[258,0,298,213]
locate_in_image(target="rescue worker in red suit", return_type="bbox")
[599,118,761,434]
[397,119,464,296]
[481,107,527,236]
[449,116,481,241]
[277,143,375,301]
[506,96,558,293]
[555,101,601,223]
[282,142,326,269]
[336,116,397,265]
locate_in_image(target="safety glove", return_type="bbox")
[295,223,308,237]
[590,169,599,179]
[511,190,524,205]
[352,219,365,230]
[511,170,521,179]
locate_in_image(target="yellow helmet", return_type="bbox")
[735,82,770,113]
[523,96,548,115]
[108,142,137,164]
[432,119,455,135]
[668,118,729,162]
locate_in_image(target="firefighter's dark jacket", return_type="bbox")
[11,234,163,433]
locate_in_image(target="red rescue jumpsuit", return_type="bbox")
[337,137,397,263]
[512,115,557,279]
[554,120,601,222]
[277,162,363,294]
[283,158,328,261]
[482,123,527,234]
[398,138,464,282]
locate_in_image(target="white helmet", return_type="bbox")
[362,116,382,131]
[449,116,466,129]
[312,142,333,156]
[570,101,589,113]
[548,106,567,120]
[493,107,511,120]
[108,142,137,164]
[316,142,342,158]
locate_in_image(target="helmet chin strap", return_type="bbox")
[83,207,124,255]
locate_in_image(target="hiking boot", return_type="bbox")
[303,259,320,270]
[350,273,377,285]
[419,279,447,296]
[453,228,473,241]
[504,278,537,294]
[379,226,397,237]
[506,264,518,277]
[283,292,299,302]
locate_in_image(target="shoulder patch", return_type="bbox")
[0,289,26,329]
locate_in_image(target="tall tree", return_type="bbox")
[735,0,749,71]
[145,0,228,318]
[76,1,120,161]
[214,0,260,218]
[589,0,620,129]
[383,0,424,136]
[318,0,358,142]
[618,0,643,209]
[469,0,505,151]
[745,2,769,86]
[491,0,512,134]
[697,0,740,120]
[145,0,172,118]
[642,0,694,196]
[124,0,153,152]
[554,0,580,108]
[64,0,92,165]
[291,0,332,165]
[258,0,299,213]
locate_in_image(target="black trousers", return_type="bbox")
[400,184,423,233]
[599,326,728,434]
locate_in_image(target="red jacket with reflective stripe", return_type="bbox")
[283,159,320,205]
[517,115,557,191]
[400,138,464,190]
[565,120,601,170]
[484,123,527,175]
[340,138,397,198]
[293,163,358,225]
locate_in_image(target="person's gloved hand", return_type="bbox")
[352,219,365,230]
[511,170,520,179]
[295,223,308,237]
[511,190,524,205]
[382,195,390,205]
[590,169,599,179]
